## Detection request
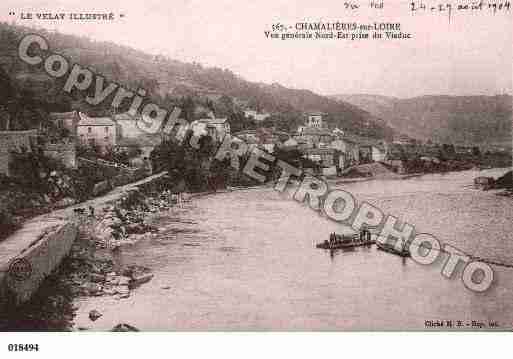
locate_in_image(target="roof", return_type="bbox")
[49,111,80,120]
[77,113,116,127]
[198,118,228,125]
[307,111,326,116]
[301,127,332,136]
[304,148,335,154]
[113,112,140,121]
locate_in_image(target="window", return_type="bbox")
[105,126,109,133]
[88,127,92,133]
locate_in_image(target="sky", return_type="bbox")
[0,0,511,98]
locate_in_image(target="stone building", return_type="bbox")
[113,112,148,139]
[77,114,117,149]
[49,111,81,136]
[306,112,325,128]
[190,118,230,143]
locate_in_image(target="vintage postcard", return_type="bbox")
[0,0,511,341]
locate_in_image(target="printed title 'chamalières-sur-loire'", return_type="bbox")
[295,22,401,31]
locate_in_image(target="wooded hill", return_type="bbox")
[0,22,393,139]
[333,94,512,147]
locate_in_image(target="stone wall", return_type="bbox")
[0,171,167,310]
[0,220,78,308]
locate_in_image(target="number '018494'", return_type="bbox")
[7,344,39,352]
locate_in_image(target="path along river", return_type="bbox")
[73,168,513,330]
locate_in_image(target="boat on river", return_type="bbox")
[316,231,375,250]
[376,241,410,257]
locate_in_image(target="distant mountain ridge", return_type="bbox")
[332,94,512,146]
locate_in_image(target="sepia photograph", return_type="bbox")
[0,0,511,352]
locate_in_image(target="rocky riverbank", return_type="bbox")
[0,179,187,331]
[65,188,182,324]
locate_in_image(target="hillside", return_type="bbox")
[0,23,393,139]
[333,94,512,146]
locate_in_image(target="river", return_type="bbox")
[73,168,513,330]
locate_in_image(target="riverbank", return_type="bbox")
[3,167,511,330]
[0,172,176,330]
[334,162,511,186]
[0,175,267,330]
[62,167,513,331]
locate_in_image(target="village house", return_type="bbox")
[113,112,149,139]
[303,148,338,167]
[294,127,332,149]
[49,111,81,137]
[306,112,325,128]
[331,133,388,167]
[116,135,161,167]
[190,118,230,143]
[243,109,271,122]
[344,134,378,163]
[77,113,117,149]
[332,127,345,136]
[359,145,374,164]
[393,134,417,146]
[454,145,473,155]
[233,128,286,153]
[371,145,387,162]
[0,129,38,177]
[383,143,407,173]
[302,148,340,176]
[329,138,359,169]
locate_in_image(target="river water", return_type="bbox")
[73,168,513,330]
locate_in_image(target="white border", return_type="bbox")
[0,333,511,359]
